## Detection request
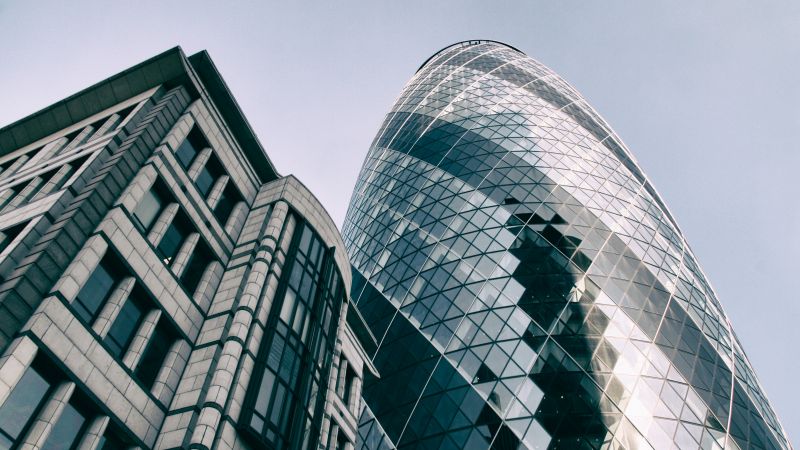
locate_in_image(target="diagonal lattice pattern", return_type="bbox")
[344,41,792,450]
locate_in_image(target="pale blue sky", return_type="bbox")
[1,0,797,441]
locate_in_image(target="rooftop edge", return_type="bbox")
[415,40,525,73]
[0,46,280,183]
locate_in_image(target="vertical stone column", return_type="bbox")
[187,148,213,180]
[75,415,110,450]
[171,233,200,276]
[92,276,136,337]
[3,176,43,212]
[60,125,95,154]
[116,165,157,215]
[327,423,340,450]
[227,212,296,425]
[18,381,76,449]
[151,339,192,406]
[190,200,289,449]
[317,342,343,450]
[349,376,363,417]
[224,202,247,238]
[206,175,229,209]
[52,235,108,304]
[30,164,74,202]
[0,337,38,405]
[0,154,30,178]
[147,203,179,246]
[22,136,68,170]
[193,261,224,313]
[88,113,121,141]
[336,359,348,398]
[123,309,162,370]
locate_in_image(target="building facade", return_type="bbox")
[0,48,375,450]
[343,41,792,449]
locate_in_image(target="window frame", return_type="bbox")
[0,357,59,448]
[239,219,344,449]
[132,179,170,233]
[72,253,125,325]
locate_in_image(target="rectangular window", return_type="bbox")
[179,240,214,295]
[132,180,169,232]
[0,155,29,182]
[243,222,341,449]
[342,364,357,407]
[0,159,11,178]
[194,156,223,198]
[73,253,124,324]
[103,287,148,358]
[31,157,85,201]
[175,127,209,169]
[0,221,27,254]
[336,433,349,450]
[213,183,243,226]
[0,358,54,448]
[156,213,192,265]
[96,422,133,450]
[0,182,26,212]
[40,394,90,450]
[134,318,177,390]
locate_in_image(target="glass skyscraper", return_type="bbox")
[343,41,792,449]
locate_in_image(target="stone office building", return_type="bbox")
[0,47,376,450]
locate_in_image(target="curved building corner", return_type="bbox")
[0,48,375,450]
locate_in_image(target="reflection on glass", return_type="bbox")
[0,366,51,448]
[40,399,87,450]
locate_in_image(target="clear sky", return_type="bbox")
[1,0,797,442]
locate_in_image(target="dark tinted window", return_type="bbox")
[213,183,243,226]
[244,222,343,448]
[156,213,192,265]
[0,359,54,448]
[132,181,169,231]
[342,364,356,406]
[0,221,27,254]
[336,433,349,450]
[97,428,129,450]
[179,240,214,295]
[40,396,88,450]
[74,254,123,323]
[194,156,223,198]
[175,127,208,169]
[134,318,177,390]
[103,288,148,358]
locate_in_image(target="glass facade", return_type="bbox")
[242,221,344,450]
[343,41,792,449]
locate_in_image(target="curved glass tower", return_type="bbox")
[343,41,792,450]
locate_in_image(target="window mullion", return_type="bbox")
[150,339,191,405]
[206,174,229,209]
[187,147,213,180]
[18,381,76,449]
[146,202,179,246]
[122,309,162,371]
[171,232,200,276]
[74,415,110,450]
[91,276,136,338]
